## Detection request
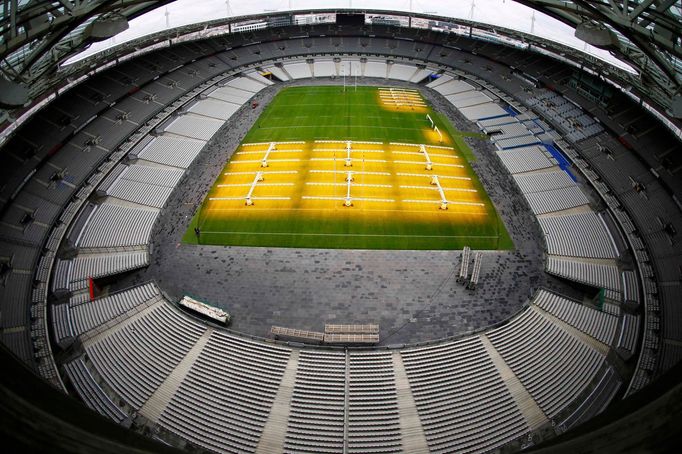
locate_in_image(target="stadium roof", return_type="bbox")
[0,1,680,121]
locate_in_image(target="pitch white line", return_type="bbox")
[309,170,391,176]
[312,148,385,153]
[310,158,388,163]
[236,150,303,155]
[390,142,454,150]
[199,231,499,239]
[378,87,419,92]
[209,196,291,201]
[380,99,426,102]
[218,183,294,187]
[302,196,395,203]
[403,199,485,207]
[397,173,471,180]
[240,142,271,147]
[400,185,478,192]
[204,207,488,215]
[394,161,464,168]
[231,159,301,164]
[306,183,393,188]
[224,171,298,175]
[392,151,459,159]
[241,141,305,146]
[425,144,456,150]
[314,140,383,145]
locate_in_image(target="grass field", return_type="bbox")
[183,86,512,250]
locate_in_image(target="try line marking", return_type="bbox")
[198,231,500,239]
[201,207,489,215]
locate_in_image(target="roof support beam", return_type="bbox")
[9,0,18,39]
[517,0,680,106]
[0,4,679,125]
[55,0,75,13]
[629,0,656,20]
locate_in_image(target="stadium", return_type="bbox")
[0,1,681,453]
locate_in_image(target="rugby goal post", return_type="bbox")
[426,114,435,129]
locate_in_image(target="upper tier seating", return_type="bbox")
[52,282,162,342]
[533,289,618,345]
[75,203,158,249]
[539,212,618,259]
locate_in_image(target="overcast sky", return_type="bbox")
[70,0,632,72]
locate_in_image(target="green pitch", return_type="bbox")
[184,85,512,250]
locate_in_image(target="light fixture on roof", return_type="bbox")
[0,77,29,108]
[667,94,682,119]
[575,22,618,48]
[85,15,129,41]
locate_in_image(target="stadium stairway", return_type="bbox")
[479,334,549,431]
[391,352,430,454]
[255,350,300,454]
[139,327,214,422]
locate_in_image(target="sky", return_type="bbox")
[67,0,634,73]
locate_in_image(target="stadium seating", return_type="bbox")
[525,90,603,143]
[513,170,576,193]
[282,62,312,79]
[52,282,162,342]
[76,203,159,249]
[473,109,627,287]
[429,79,475,96]
[496,146,556,173]
[63,358,130,424]
[533,289,618,345]
[539,212,619,259]
[555,366,621,431]
[388,63,417,81]
[364,60,387,79]
[53,286,625,453]
[487,307,604,418]
[158,330,291,453]
[100,164,183,209]
[131,136,205,168]
[85,301,206,409]
[524,186,590,215]
[1,59,236,373]
[313,59,337,78]
[400,337,528,453]
[4,25,681,451]
[546,256,622,294]
[263,65,291,82]
[348,352,402,453]
[618,314,641,354]
[459,103,509,120]
[284,350,346,453]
